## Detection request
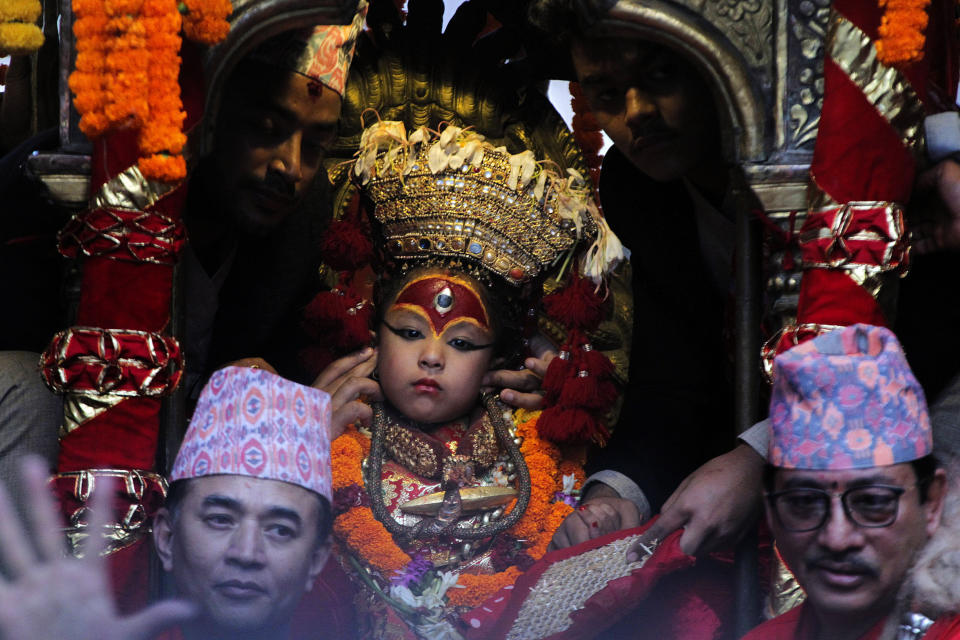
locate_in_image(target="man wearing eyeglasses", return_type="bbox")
[743,324,957,640]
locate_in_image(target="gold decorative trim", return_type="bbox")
[505,534,659,640]
[826,11,925,152]
[60,393,125,439]
[399,486,517,516]
[767,544,805,618]
[53,469,168,558]
[90,164,178,212]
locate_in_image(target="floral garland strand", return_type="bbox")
[569,81,604,189]
[69,0,110,136]
[137,0,186,181]
[0,0,44,55]
[69,0,230,183]
[179,0,230,44]
[330,409,582,610]
[102,0,149,128]
[875,0,931,65]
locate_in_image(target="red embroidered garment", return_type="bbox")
[465,519,736,640]
[741,603,883,640]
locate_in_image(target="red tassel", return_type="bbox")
[297,345,335,380]
[578,345,614,379]
[319,219,373,271]
[542,276,606,333]
[542,353,572,405]
[301,287,373,352]
[542,330,587,403]
[537,406,594,443]
[537,406,608,445]
[558,374,619,411]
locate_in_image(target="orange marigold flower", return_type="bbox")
[875,0,930,65]
[139,153,186,181]
[447,568,522,608]
[557,460,585,489]
[335,509,411,573]
[332,434,365,489]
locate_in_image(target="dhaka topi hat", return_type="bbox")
[769,324,931,470]
[170,366,332,502]
[248,0,368,96]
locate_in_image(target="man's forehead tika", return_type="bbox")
[391,275,490,336]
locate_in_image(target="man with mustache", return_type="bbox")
[0,366,352,640]
[743,324,958,640]
[527,1,738,550]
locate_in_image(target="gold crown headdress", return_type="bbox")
[354,120,625,287]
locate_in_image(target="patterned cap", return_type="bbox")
[251,0,368,96]
[170,367,333,502]
[769,324,932,470]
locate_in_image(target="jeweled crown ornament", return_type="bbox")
[354,120,625,286]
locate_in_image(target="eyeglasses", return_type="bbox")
[766,485,915,532]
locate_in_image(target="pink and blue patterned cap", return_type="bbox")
[170,366,333,502]
[769,324,932,470]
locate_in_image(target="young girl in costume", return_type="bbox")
[329,120,625,639]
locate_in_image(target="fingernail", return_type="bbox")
[362,346,373,356]
[626,552,638,562]
[501,390,514,402]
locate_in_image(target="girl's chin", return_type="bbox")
[392,402,466,426]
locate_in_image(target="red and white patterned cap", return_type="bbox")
[253,0,368,96]
[170,366,333,502]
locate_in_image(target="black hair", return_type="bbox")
[163,478,333,546]
[762,454,940,504]
[526,0,618,47]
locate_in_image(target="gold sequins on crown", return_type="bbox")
[364,143,587,286]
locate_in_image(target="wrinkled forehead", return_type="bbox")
[390,274,491,336]
[185,474,323,515]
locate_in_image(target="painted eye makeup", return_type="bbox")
[447,337,493,352]
[383,322,423,340]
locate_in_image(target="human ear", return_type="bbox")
[923,468,949,537]
[153,508,176,572]
[304,543,331,591]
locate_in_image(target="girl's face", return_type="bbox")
[378,273,496,424]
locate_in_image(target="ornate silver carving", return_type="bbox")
[787,0,830,147]
[692,0,774,67]
[896,613,935,640]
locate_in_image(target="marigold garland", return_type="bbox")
[179,0,230,44]
[333,507,412,573]
[138,0,186,181]
[69,0,229,183]
[331,410,580,609]
[102,6,149,127]
[0,0,43,55]
[0,0,40,23]
[570,81,604,188]
[875,0,930,65]
[0,20,43,54]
